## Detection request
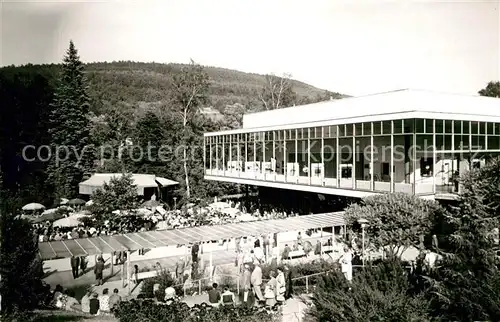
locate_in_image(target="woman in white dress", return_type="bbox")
[338,246,353,282]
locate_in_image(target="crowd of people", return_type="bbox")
[49,284,123,316]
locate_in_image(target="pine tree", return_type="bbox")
[47,41,93,200]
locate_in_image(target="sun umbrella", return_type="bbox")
[22,203,45,211]
[53,213,88,228]
[68,198,86,206]
[142,200,160,208]
[33,209,64,223]
[136,208,153,216]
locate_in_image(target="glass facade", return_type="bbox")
[204,119,500,196]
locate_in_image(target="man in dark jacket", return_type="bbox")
[94,257,105,285]
[70,256,80,278]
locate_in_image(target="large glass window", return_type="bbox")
[425,119,434,134]
[355,123,362,136]
[345,124,353,136]
[415,119,424,133]
[373,122,382,135]
[435,120,444,133]
[363,122,372,135]
[382,121,391,135]
[393,120,403,134]
[445,120,452,133]
[463,121,470,134]
[403,119,414,134]
[453,120,462,134]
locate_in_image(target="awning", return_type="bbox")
[155,177,179,187]
[38,212,345,260]
[79,173,177,195]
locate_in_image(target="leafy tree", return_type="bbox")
[47,41,92,200]
[0,210,45,313]
[426,158,500,321]
[89,173,138,224]
[343,193,442,259]
[259,73,297,110]
[478,81,500,98]
[305,260,431,322]
[171,60,210,199]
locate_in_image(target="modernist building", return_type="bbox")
[203,89,500,200]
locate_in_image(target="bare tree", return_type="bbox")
[259,73,297,110]
[171,60,209,199]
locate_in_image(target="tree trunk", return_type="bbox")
[182,111,191,199]
[183,147,190,199]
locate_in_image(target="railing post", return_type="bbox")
[305,276,309,293]
[237,276,240,295]
[198,279,202,295]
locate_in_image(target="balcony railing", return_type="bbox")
[204,168,442,196]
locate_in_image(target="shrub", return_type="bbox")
[114,299,280,322]
[305,260,431,322]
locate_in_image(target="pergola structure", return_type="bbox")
[39,212,345,293]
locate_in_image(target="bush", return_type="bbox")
[114,299,280,322]
[305,260,431,322]
[140,269,184,299]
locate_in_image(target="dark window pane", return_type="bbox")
[487,122,494,135]
[425,119,434,134]
[453,121,462,134]
[393,120,403,133]
[463,121,470,134]
[355,123,362,136]
[322,126,330,138]
[471,122,479,135]
[436,135,444,150]
[346,124,353,136]
[363,122,372,135]
[339,125,345,137]
[461,135,470,150]
[435,120,444,133]
[477,136,486,149]
[315,127,322,138]
[496,123,500,135]
[403,119,414,133]
[289,129,295,139]
[331,126,338,137]
[444,135,452,150]
[488,136,500,150]
[373,122,382,135]
[480,122,486,135]
[454,135,463,150]
[445,120,452,133]
[415,119,424,133]
[472,136,480,149]
[382,121,391,134]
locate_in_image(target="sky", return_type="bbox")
[1,0,499,96]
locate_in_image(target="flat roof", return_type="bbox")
[79,173,178,195]
[38,212,344,260]
[205,89,500,136]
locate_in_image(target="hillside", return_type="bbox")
[84,61,346,114]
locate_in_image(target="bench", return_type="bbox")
[288,250,306,259]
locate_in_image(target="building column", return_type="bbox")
[370,123,374,191]
[336,127,340,187]
[308,128,312,185]
[229,134,232,175]
[253,134,257,179]
[215,137,219,174]
[203,137,206,175]
[352,133,356,189]
[237,134,241,177]
[272,131,276,180]
[262,132,265,178]
[244,134,248,177]
[284,130,287,181]
[321,127,325,185]
[127,250,131,295]
[209,137,213,175]
[390,120,394,193]
[432,119,436,194]
[295,129,298,181]
[222,136,226,176]
[412,120,417,194]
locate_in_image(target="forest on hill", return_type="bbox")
[0,44,345,208]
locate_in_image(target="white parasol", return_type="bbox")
[22,203,45,211]
[53,213,88,227]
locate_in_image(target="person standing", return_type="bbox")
[251,262,264,304]
[80,255,87,272]
[262,233,270,261]
[264,271,277,307]
[284,265,293,300]
[70,256,80,279]
[242,264,251,304]
[94,257,105,286]
[276,267,286,304]
[339,246,353,283]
